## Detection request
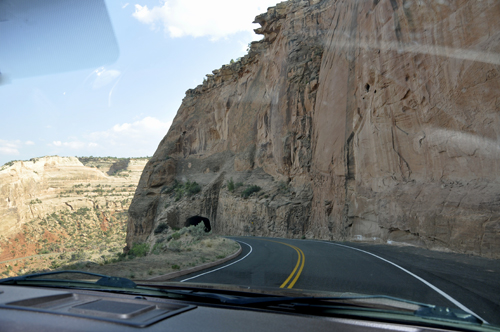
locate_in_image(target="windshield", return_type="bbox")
[1,0,499,329]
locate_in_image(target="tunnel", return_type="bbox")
[185,216,211,232]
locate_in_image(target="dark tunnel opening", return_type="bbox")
[185,216,211,232]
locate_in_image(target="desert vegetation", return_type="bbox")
[241,185,262,199]
[81,223,239,280]
[225,178,263,199]
[0,156,239,280]
[161,180,202,201]
[0,206,128,277]
[226,178,244,192]
[0,210,239,280]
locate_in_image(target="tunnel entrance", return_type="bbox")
[185,216,211,232]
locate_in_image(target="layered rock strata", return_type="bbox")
[0,156,147,240]
[127,0,500,258]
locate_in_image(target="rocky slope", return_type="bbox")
[0,156,148,262]
[127,0,500,258]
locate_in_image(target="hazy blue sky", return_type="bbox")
[0,0,278,165]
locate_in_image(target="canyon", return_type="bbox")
[0,156,148,265]
[127,0,500,258]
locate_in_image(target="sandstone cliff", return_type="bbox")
[0,156,148,261]
[127,0,500,258]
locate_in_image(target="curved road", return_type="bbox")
[173,236,500,325]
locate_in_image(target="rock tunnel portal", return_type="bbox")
[185,216,211,232]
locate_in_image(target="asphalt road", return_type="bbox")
[173,236,500,326]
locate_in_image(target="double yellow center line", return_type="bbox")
[267,240,305,289]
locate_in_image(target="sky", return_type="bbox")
[0,0,279,166]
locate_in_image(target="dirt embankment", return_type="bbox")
[58,224,240,281]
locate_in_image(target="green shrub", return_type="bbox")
[168,180,202,200]
[171,232,181,240]
[162,180,180,194]
[185,181,201,196]
[169,240,181,249]
[154,223,169,234]
[190,222,207,238]
[172,264,180,270]
[75,207,91,216]
[278,180,289,193]
[151,243,162,255]
[227,178,235,192]
[174,182,186,200]
[129,243,150,257]
[242,185,261,199]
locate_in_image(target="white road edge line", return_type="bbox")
[180,240,253,282]
[323,241,488,324]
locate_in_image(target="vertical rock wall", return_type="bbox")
[127,0,500,258]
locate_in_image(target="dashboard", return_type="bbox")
[0,285,476,332]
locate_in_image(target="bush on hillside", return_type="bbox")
[129,243,150,257]
[242,185,261,199]
[154,223,169,234]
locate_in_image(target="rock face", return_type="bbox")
[127,0,500,258]
[0,156,147,241]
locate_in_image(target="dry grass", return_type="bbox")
[0,208,127,277]
[82,236,239,280]
[0,215,239,281]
